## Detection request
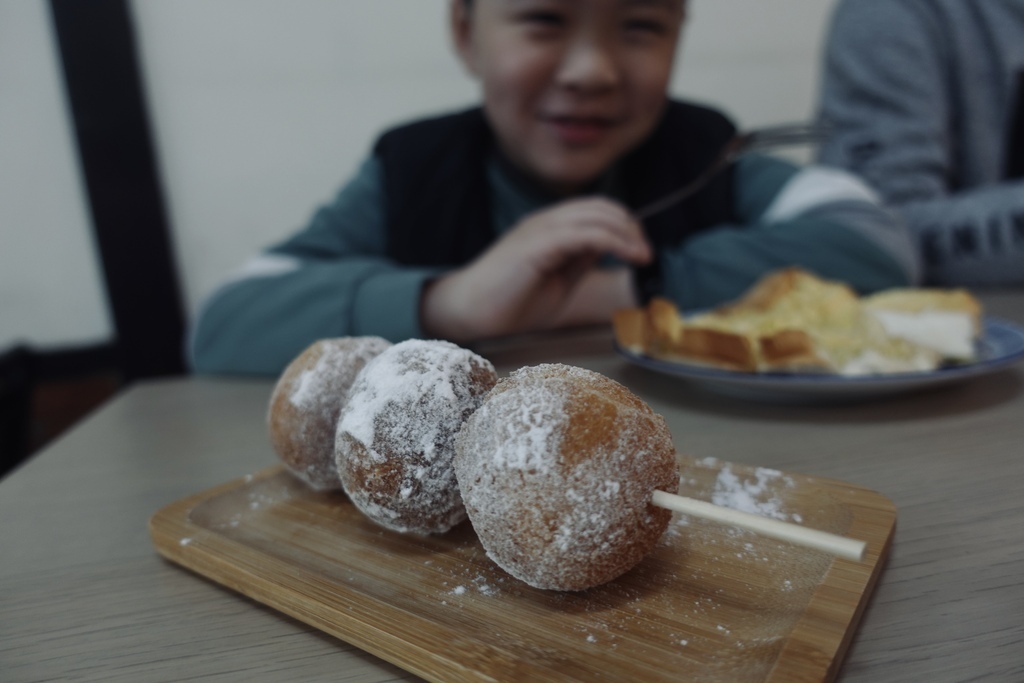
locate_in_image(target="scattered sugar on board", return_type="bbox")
[246,487,292,512]
[708,465,797,522]
[438,563,506,600]
[433,457,816,666]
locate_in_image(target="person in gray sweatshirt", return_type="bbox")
[816,0,1024,286]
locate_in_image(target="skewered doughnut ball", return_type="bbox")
[336,339,497,534]
[454,363,679,591]
[268,336,391,490]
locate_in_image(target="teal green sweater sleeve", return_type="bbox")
[659,154,920,310]
[189,157,442,376]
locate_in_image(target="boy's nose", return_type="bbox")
[556,40,620,94]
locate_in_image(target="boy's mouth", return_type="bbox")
[544,115,617,145]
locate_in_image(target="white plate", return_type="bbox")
[616,317,1024,401]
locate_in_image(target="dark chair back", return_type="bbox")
[0,346,34,478]
[50,0,188,382]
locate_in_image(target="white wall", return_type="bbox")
[679,0,835,126]
[0,0,112,350]
[1,0,837,352]
[130,0,480,321]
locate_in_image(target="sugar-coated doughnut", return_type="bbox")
[268,337,391,490]
[454,364,678,591]
[336,339,497,534]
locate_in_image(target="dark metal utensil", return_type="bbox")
[635,122,830,220]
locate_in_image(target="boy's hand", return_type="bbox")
[421,197,652,342]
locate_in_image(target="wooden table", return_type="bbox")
[3,291,1023,682]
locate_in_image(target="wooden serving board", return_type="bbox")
[149,458,895,682]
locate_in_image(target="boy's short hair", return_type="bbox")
[462,0,690,13]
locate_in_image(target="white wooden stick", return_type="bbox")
[651,490,866,561]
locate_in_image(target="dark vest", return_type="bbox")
[373,100,737,299]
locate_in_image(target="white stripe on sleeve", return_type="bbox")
[222,253,301,286]
[762,166,881,223]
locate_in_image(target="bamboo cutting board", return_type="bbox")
[149,457,895,682]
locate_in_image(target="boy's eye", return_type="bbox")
[624,18,669,37]
[519,10,566,28]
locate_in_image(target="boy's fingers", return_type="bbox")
[545,221,651,267]
[557,201,646,234]
[511,197,652,269]
[567,213,652,263]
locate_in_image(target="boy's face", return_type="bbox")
[452,0,685,196]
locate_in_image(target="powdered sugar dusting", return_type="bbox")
[340,340,470,457]
[491,398,566,474]
[454,364,678,591]
[288,363,321,411]
[287,337,389,413]
[268,337,390,490]
[337,339,497,534]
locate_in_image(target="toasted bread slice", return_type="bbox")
[647,298,685,348]
[611,308,648,355]
[616,298,758,370]
[674,327,758,372]
[684,268,866,372]
[700,268,864,334]
[862,288,982,361]
[758,330,834,373]
[611,268,981,375]
[863,288,981,326]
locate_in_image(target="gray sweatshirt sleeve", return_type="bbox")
[816,0,1024,286]
[188,157,443,376]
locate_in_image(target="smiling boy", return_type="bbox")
[191,0,920,375]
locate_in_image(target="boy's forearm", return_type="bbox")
[550,267,637,328]
[420,265,637,341]
[419,273,481,343]
[658,216,913,311]
[189,260,436,375]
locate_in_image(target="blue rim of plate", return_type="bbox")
[615,317,1024,393]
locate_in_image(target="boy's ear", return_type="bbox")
[449,0,479,77]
